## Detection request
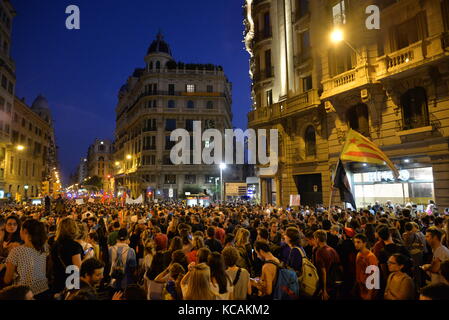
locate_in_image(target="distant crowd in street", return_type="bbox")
[0,196,448,301]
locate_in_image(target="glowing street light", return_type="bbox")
[16,145,25,151]
[330,28,344,43]
[115,161,120,166]
[126,154,132,160]
[330,28,360,56]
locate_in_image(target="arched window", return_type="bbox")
[98,156,104,162]
[400,87,429,130]
[347,103,369,137]
[156,61,161,69]
[149,61,153,70]
[168,100,175,108]
[206,101,213,109]
[187,100,194,109]
[305,125,316,157]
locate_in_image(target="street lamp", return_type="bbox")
[330,28,361,56]
[126,155,132,160]
[16,145,25,151]
[115,161,120,166]
[219,163,226,203]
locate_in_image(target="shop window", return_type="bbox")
[305,125,316,157]
[400,87,429,130]
[347,103,370,137]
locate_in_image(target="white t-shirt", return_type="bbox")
[210,278,233,300]
[431,245,449,284]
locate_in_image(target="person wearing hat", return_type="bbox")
[108,228,137,291]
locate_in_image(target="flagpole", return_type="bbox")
[328,158,341,210]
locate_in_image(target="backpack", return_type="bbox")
[294,247,319,297]
[110,246,127,280]
[265,260,299,300]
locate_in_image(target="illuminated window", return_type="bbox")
[332,1,346,25]
[187,84,195,93]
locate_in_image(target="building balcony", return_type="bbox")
[376,33,448,80]
[254,30,272,45]
[253,66,274,83]
[294,53,312,69]
[321,65,370,100]
[248,90,320,127]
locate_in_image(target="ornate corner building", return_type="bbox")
[0,0,58,201]
[245,0,449,209]
[113,32,233,200]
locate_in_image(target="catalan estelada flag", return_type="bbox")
[341,129,399,178]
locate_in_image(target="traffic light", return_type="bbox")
[41,181,50,196]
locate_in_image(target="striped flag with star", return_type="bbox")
[340,129,399,178]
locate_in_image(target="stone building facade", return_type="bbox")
[245,0,449,209]
[114,33,233,200]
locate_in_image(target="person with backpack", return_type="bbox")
[222,246,251,300]
[284,227,319,298]
[251,240,299,300]
[313,230,342,300]
[108,229,137,291]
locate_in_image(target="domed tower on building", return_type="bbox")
[31,94,53,125]
[144,31,174,72]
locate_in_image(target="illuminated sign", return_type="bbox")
[365,170,410,182]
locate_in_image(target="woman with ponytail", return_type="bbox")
[3,219,49,299]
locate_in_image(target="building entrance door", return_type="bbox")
[294,174,323,207]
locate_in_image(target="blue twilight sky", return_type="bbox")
[10,0,252,185]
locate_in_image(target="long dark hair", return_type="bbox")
[207,252,229,294]
[22,219,47,253]
[5,215,22,243]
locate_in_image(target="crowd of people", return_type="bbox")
[0,198,448,301]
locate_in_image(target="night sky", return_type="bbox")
[11,0,252,185]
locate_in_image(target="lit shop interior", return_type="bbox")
[346,158,434,209]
